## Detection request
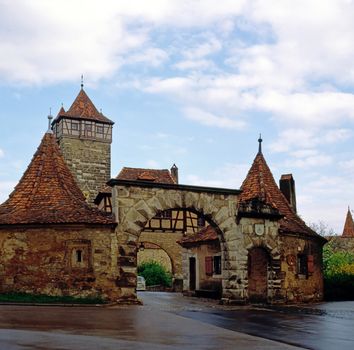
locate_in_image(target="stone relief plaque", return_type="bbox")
[255,224,265,236]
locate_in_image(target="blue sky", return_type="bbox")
[1,0,354,233]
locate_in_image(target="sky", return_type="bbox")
[0,0,354,233]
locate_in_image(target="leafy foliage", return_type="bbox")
[137,261,172,287]
[323,242,354,300]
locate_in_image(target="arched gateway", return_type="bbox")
[109,179,243,301]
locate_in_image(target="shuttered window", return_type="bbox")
[307,255,314,274]
[205,256,213,276]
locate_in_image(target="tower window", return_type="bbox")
[71,122,79,131]
[96,125,104,134]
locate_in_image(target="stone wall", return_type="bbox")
[0,225,120,301]
[58,138,111,204]
[280,235,324,302]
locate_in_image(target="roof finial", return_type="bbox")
[258,133,263,154]
[47,108,53,134]
[81,74,84,90]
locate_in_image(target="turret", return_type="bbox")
[52,85,114,204]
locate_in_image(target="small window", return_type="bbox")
[197,216,206,227]
[76,249,82,263]
[71,122,79,131]
[96,125,104,134]
[155,210,172,219]
[297,254,308,275]
[213,256,222,275]
[85,124,92,132]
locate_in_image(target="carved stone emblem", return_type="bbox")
[255,224,265,236]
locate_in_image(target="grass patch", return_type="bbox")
[0,292,106,304]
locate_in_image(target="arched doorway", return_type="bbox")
[248,247,269,303]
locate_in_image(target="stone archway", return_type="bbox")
[110,181,240,300]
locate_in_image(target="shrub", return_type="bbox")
[323,242,354,300]
[137,261,172,287]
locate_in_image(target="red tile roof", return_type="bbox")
[54,89,113,124]
[178,225,218,246]
[342,207,354,237]
[240,151,322,239]
[116,167,176,184]
[0,133,113,225]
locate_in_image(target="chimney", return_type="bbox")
[279,174,297,213]
[170,164,179,184]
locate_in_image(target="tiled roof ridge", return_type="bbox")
[120,166,171,172]
[116,167,176,184]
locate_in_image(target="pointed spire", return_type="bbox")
[81,74,84,90]
[342,206,354,237]
[47,108,53,134]
[258,133,263,154]
[55,89,113,124]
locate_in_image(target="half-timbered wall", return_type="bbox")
[53,118,112,143]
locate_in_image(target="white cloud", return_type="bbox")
[183,107,246,130]
[185,162,250,189]
[0,181,16,203]
[0,149,4,158]
[270,128,352,153]
[174,59,216,71]
[125,48,169,67]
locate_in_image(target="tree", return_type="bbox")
[308,221,336,236]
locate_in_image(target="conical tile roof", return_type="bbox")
[342,207,354,237]
[239,151,323,239]
[0,133,113,225]
[54,89,113,124]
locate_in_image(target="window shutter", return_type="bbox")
[205,256,213,276]
[307,255,314,274]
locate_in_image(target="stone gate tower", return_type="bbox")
[52,87,114,203]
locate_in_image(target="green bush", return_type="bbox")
[323,243,354,300]
[137,261,172,287]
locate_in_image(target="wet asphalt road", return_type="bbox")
[0,301,301,350]
[0,293,353,349]
[139,292,354,350]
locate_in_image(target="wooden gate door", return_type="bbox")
[189,257,196,291]
[248,247,269,302]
